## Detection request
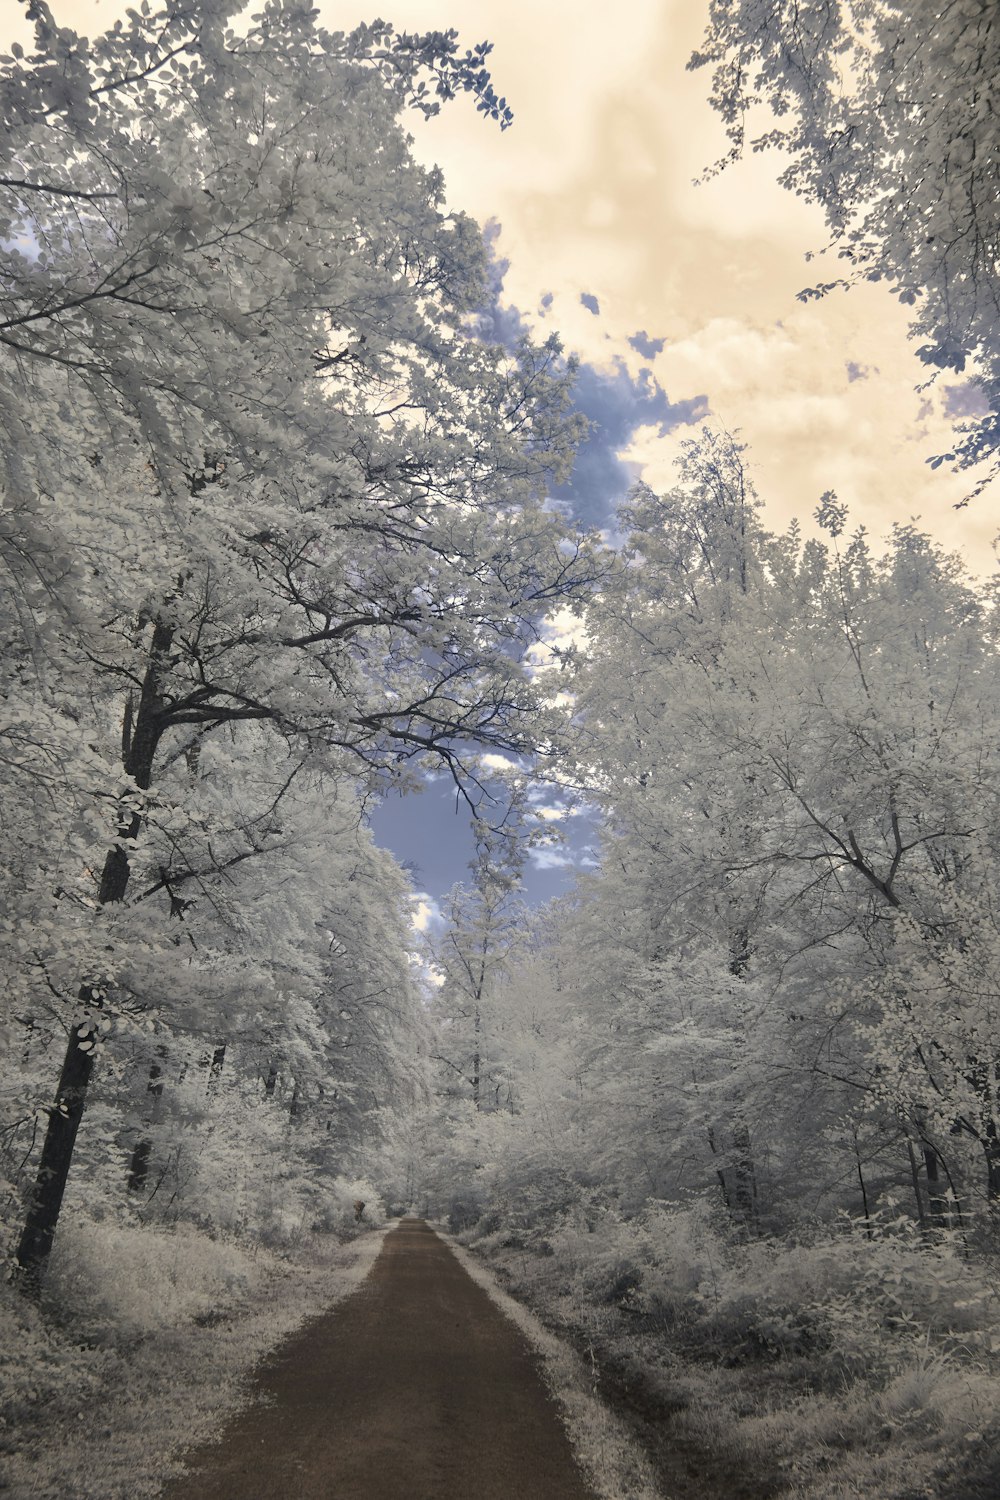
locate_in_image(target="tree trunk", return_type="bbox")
[15,620,171,1292]
[730,1119,758,1230]
[855,1135,873,1240]
[207,1042,226,1093]
[707,1124,732,1211]
[984,1119,1000,1202]
[924,1143,950,1226]
[906,1137,927,1232]
[127,1052,166,1195]
[15,989,101,1292]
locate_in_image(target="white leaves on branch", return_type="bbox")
[690,1,1000,490]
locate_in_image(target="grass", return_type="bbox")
[0,1216,386,1500]
[460,1204,1000,1500]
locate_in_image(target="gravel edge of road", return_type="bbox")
[442,1229,663,1500]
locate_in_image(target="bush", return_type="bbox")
[309,1176,386,1234]
[0,1279,122,1432]
[43,1217,270,1338]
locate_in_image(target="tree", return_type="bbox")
[689,1,1000,492]
[543,431,1000,1231]
[113,778,429,1237]
[431,813,526,1115]
[3,0,596,1287]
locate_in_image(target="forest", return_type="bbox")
[2,3,1000,1498]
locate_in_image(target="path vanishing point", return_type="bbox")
[162,1218,597,1500]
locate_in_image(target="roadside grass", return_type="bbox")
[459,1200,1000,1500]
[0,1211,387,1500]
[444,1229,663,1500]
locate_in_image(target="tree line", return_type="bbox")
[4,0,1000,1311]
[0,0,595,1289]
[422,431,1000,1247]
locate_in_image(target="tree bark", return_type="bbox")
[923,1142,950,1225]
[906,1137,927,1232]
[984,1119,1000,1203]
[15,619,171,1292]
[207,1041,226,1093]
[15,989,101,1292]
[127,1051,166,1195]
[730,1119,758,1230]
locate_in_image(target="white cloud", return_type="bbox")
[410,893,441,934]
[479,752,518,773]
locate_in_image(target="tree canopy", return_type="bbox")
[690,1,1000,494]
[0,0,597,1285]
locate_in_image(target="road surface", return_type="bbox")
[162,1217,597,1500]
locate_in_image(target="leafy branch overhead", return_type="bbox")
[690,0,1000,497]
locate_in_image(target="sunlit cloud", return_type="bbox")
[479,753,519,774]
[411,895,440,934]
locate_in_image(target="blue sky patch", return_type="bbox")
[628,330,666,359]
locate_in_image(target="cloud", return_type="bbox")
[467,225,705,532]
[539,291,554,316]
[479,752,519,773]
[529,841,600,872]
[529,843,576,869]
[551,357,708,528]
[469,219,535,350]
[629,329,666,359]
[411,894,441,933]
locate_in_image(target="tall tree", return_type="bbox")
[431,811,527,1115]
[4,0,596,1286]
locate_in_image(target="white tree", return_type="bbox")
[539,432,1000,1232]
[3,0,596,1286]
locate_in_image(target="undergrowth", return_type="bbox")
[0,1178,386,1500]
[462,1195,1000,1500]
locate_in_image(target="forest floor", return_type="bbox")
[161,1218,609,1500]
[467,1234,1000,1500]
[12,1212,998,1498]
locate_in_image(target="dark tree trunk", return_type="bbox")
[855,1138,873,1240]
[707,1124,731,1211]
[924,1143,950,1225]
[984,1120,1000,1203]
[15,989,101,1292]
[207,1042,226,1093]
[730,1119,758,1229]
[127,1052,166,1195]
[907,1137,927,1232]
[15,620,171,1292]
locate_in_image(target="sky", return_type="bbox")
[11,0,1000,925]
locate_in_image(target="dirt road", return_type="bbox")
[162,1218,597,1500]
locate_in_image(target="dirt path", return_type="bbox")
[161,1218,599,1500]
